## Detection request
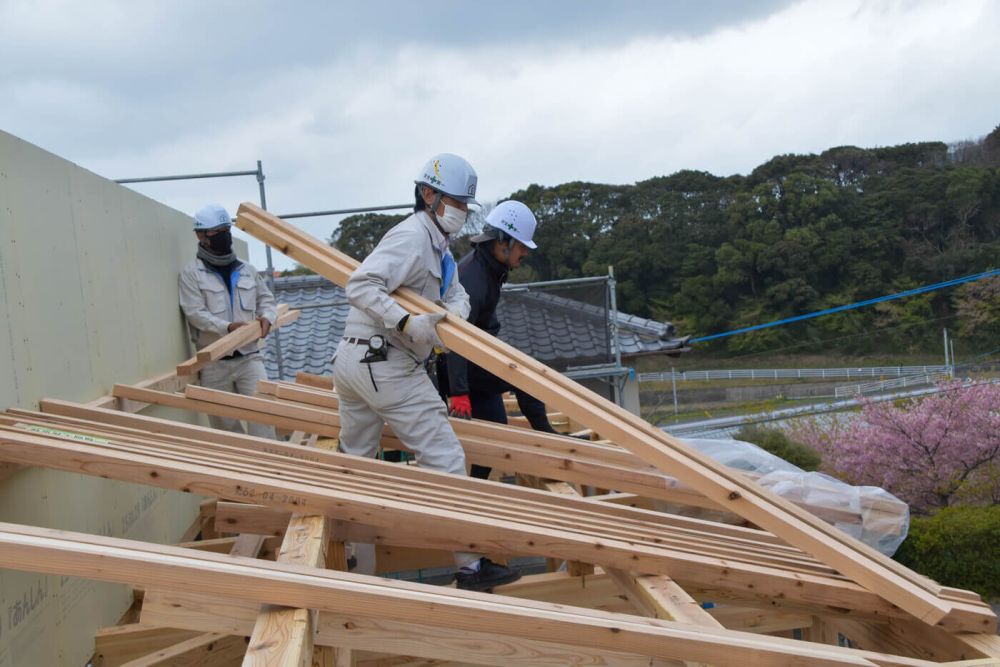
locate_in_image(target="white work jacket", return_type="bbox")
[178,259,278,355]
[343,210,470,359]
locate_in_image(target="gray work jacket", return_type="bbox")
[178,259,278,355]
[343,211,470,360]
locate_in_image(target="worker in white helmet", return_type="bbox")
[179,204,277,439]
[333,153,521,591]
[439,201,557,481]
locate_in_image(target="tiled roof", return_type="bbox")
[264,274,689,380]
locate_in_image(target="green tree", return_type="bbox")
[330,212,406,261]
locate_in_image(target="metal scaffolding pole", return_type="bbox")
[277,204,412,219]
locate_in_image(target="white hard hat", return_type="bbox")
[414,153,479,205]
[193,203,232,231]
[482,200,538,249]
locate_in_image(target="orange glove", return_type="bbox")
[449,394,472,419]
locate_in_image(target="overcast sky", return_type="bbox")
[2,0,999,271]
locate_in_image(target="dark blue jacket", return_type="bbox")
[446,243,507,395]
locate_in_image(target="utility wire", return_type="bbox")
[686,313,961,365]
[691,268,1000,343]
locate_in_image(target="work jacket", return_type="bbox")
[343,211,470,360]
[178,259,278,355]
[446,242,508,396]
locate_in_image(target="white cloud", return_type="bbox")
[4,0,998,272]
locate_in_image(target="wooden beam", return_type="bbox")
[824,617,997,662]
[90,369,195,414]
[229,533,268,558]
[0,522,943,667]
[0,418,852,588]
[93,625,200,666]
[607,569,725,628]
[12,404,827,563]
[141,589,669,666]
[265,379,901,528]
[118,632,246,666]
[706,606,813,634]
[294,372,334,390]
[209,506,485,576]
[177,304,298,376]
[233,203,952,626]
[244,516,332,666]
[4,418,990,632]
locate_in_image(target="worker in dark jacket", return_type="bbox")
[443,200,558,480]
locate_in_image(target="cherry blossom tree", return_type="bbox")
[790,382,1000,515]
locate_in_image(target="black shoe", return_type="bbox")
[455,558,522,592]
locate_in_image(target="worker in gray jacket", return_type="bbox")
[333,153,521,591]
[179,203,278,439]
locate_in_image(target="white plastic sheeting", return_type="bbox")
[683,438,909,556]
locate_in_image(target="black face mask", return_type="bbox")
[207,229,233,254]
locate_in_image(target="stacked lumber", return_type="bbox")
[0,407,914,622]
[0,521,990,667]
[1,399,998,661]
[234,202,967,628]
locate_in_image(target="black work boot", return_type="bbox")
[454,558,521,592]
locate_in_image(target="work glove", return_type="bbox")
[449,394,472,419]
[402,312,445,348]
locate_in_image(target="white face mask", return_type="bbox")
[438,203,468,234]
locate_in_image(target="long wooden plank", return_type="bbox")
[35,396,792,553]
[112,384,340,438]
[140,589,671,666]
[707,606,814,634]
[0,418,838,581]
[267,381,902,529]
[93,625,201,666]
[178,305,298,376]
[4,424,988,633]
[28,400,828,567]
[607,569,725,628]
[0,427,946,630]
[0,408,853,579]
[79,387,854,576]
[9,413,992,620]
[0,522,940,667]
[824,617,991,662]
[88,369,194,414]
[233,203,949,625]
[119,632,246,666]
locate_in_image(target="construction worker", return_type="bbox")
[441,201,557,480]
[179,203,278,439]
[332,153,521,591]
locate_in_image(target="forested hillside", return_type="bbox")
[326,126,1000,354]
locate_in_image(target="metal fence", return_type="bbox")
[639,365,948,383]
[833,370,952,398]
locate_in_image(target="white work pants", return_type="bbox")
[332,338,478,570]
[199,354,276,439]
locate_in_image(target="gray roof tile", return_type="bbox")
[264,275,689,380]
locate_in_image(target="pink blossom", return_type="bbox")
[789,382,1000,515]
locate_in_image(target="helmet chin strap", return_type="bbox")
[426,190,448,237]
[500,233,514,270]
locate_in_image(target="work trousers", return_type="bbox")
[465,364,557,480]
[332,338,479,571]
[198,354,276,439]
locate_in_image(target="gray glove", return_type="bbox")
[403,312,446,347]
